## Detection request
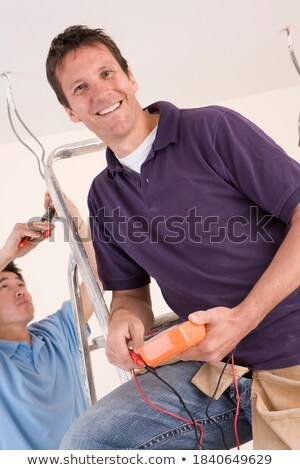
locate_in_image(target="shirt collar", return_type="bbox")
[0,339,19,358]
[0,334,44,364]
[106,101,180,178]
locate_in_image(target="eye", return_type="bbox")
[0,284,8,290]
[73,83,86,94]
[102,70,112,78]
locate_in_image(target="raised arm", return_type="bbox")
[0,221,54,271]
[44,192,103,322]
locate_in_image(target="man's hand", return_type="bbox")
[44,191,80,218]
[106,286,154,371]
[105,311,146,371]
[177,305,256,363]
[44,191,89,238]
[0,221,55,269]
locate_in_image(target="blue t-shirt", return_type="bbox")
[0,301,89,449]
[88,101,300,370]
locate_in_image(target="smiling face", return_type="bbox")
[57,44,148,155]
[0,272,34,331]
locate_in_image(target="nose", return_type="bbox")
[16,290,25,298]
[89,79,111,102]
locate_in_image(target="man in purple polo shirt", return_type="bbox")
[47,25,300,450]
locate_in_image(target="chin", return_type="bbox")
[22,305,35,321]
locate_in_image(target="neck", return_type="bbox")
[110,110,159,158]
[0,326,31,344]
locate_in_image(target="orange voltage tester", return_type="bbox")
[139,320,206,367]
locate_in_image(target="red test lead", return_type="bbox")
[129,350,145,367]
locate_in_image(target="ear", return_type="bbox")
[64,105,81,123]
[128,69,138,93]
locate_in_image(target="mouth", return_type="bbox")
[17,300,31,307]
[96,101,122,116]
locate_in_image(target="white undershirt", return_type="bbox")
[115,126,158,174]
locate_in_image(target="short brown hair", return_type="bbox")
[46,25,129,108]
[1,262,25,283]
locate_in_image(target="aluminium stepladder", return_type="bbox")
[44,137,179,405]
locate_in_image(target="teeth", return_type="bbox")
[98,102,120,115]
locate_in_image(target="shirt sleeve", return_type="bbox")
[32,301,86,356]
[88,187,151,291]
[213,108,300,224]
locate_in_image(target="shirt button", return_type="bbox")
[146,177,149,183]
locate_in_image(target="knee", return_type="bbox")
[60,416,93,450]
[60,409,107,450]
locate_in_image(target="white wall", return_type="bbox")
[1,83,300,399]
[217,84,300,162]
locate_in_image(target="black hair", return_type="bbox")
[1,261,25,283]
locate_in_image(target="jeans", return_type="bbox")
[61,361,253,450]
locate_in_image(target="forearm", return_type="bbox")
[0,248,14,271]
[72,212,104,321]
[180,211,300,363]
[237,216,300,328]
[74,214,99,283]
[44,191,103,320]
[105,285,153,369]
[110,289,154,334]
[0,222,52,272]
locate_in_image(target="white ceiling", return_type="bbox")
[1,0,300,145]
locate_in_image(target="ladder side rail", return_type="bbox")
[44,139,110,335]
[44,138,131,384]
[68,253,97,405]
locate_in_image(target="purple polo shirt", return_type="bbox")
[88,101,300,370]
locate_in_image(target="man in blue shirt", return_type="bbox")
[0,195,98,449]
[46,25,300,450]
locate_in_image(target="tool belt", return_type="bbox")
[251,365,300,450]
[192,361,300,450]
